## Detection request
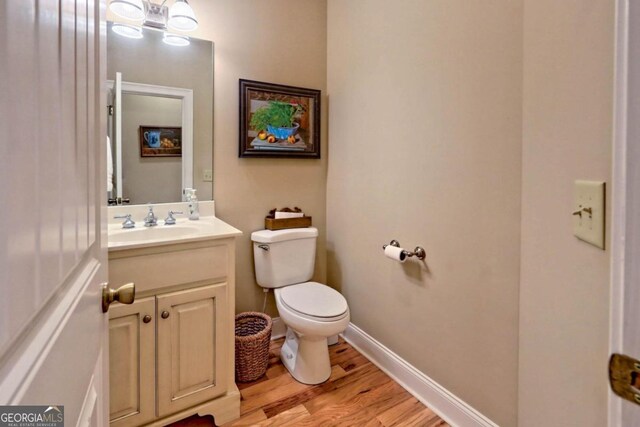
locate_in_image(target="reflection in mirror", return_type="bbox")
[107,77,194,204]
[106,21,213,205]
[123,93,182,204]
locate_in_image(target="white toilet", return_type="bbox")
[251,227,350,384]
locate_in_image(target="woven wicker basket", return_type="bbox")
[235,312,272,382]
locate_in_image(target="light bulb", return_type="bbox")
[163,33,190,47]
[112,23,143,39]
[168,0,198,32]
[109,0,145,21]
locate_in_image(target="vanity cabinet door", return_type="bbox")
[156,283,228,417]
[109,297,156,427]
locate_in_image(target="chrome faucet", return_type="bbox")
[114,214,135,229]
[144,206,158,227]
[164,211,183,225]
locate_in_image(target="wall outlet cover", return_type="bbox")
[573,180,605,249]
[203,169,213,182]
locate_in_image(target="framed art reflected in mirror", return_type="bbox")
[139,126,182,158]
[239,79,321,159]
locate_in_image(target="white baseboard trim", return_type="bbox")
[341,323,498,427]
[271,317,287,340]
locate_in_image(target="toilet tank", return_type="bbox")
[251,227,318,288]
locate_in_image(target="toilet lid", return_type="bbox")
[279,282,348,318]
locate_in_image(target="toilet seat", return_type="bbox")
[277,282,348,321]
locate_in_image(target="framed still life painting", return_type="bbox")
[239,79,321,159]
[139,126,182,158]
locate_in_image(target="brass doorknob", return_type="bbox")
[101,282,135,313]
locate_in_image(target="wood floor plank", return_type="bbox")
[294,401,382,426]
[180,338,448,427]
[351,380,415,416]
[284,361,380,417]
[260,366,347,418]
[265,362,287,379]
[403,409,448,427]
[262,366,347,417]
[295,376,410,426]
[376,396,428,426]
[253,405,311,427]
[221,409,267,426]
[240,365,346,415]
[303,369,392,415]
[328,344,372,372]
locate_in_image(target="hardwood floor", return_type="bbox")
[170,338,448,427]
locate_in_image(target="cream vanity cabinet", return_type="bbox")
[108,237,240,427]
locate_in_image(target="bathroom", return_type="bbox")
[1,0,637,426]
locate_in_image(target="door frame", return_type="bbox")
[609,0,635,424]
[106,79,194,200]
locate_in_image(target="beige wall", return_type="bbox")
[190,0,328,314]
[519,1,614,426]
[121,94,182,204]
[326,1,523,425]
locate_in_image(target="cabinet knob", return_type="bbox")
[161,311,170,319]
[143,315,152,323]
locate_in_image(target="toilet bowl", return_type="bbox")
[251,227,350,384]
[275,282,350,384]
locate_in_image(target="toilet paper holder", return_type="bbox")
[382,240,426,260]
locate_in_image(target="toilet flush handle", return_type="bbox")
[258,244,270,251]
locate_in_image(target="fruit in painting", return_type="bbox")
[267,135,277,143]
[287,135,296,144]
[258,130,268,140]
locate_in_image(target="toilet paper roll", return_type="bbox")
[384,245,407,263]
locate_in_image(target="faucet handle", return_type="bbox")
[164,211,184,225]
[114,214,135,229]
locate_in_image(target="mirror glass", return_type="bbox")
[106,21,213,205]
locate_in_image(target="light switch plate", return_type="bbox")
[573,180,605,249]
[203,169,213,182]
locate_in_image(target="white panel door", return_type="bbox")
[610,0,640,425]
[0,1,109,426]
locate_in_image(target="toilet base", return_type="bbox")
[280,328,331,385]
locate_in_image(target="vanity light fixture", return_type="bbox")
[109,0,198,44]
[112,23,144,39]
[163,33,190,47]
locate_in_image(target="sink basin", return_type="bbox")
[109,225,201,244]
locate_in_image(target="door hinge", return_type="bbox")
[610,353,640,405]
[107,105,114,116]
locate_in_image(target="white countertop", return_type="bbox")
[108,202,242,251]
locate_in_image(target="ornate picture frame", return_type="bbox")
[239,79,321,159]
